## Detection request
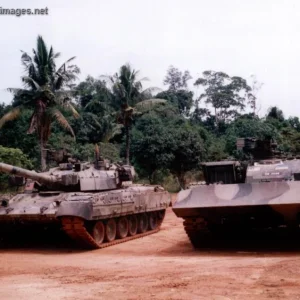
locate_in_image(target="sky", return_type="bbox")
[0,0,299,118]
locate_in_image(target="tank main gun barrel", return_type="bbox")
[0,162,57,185]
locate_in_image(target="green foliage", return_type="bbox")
[130,113,175,177]
[207,137,228,161]
[0,146,33,168]
[0,146,33,188]
[74,76,121,144]
[194,70,252,124]
[101,63,165,164]
[70,143,120,163]
[0,108,39,168]
[163,65,192,91]
[225,117,277,155]
[274,126,300,154]
[3,55,300,192]
[160,66,193,116]
[287,117,300,132]
[267,106,284,122]
[151,170,181,193]
[0,35,80,171]
[156,90,193,116]
[130,112,204,187]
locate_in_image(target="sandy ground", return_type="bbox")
[1,199,300,299]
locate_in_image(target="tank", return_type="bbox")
[172,137,300,248]
[0,155,171,249]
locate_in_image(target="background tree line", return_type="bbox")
[1,36,300,191]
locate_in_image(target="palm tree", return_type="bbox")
[0,35,80,171]
[101,63,166,165]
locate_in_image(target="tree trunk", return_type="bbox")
[214,107,218,127]
[177,173,186,190]
[40,138,46,171]
[125,126,130,165]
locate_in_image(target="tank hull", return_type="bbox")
[173,181,300,220]
[0,186,171,249]
[172,182,300,248]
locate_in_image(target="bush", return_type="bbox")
[71,142,120,163]
[0,146,33,190]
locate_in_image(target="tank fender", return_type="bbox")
[56,201,93,220]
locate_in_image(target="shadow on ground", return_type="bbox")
[0,226,85,253]
[158,230,300,257]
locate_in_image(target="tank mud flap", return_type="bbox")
[56,201,93,220]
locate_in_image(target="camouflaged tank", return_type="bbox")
[173,138,300,248]
[0,157,171,249]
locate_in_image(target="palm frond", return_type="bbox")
[67,64,80,74]
[20,51,33,68]
[48,46,57,77]
[131,68,139,77]
[48,47,60,62]
[103,111,118,119]
[53,52,61,59]
[21,76,41,90]
[66,103,80,118]
[54,75,64,90]
[7,88,24,94]
[57,56,76,73]
[37,35,48,65]
[0,107,21,128]
[134,81,143,91]
[115,82,127,98]
[102,124,123,142]
[32,49,40,66]
[54,92,79,118]
[99,75,116,88]
[50,108,75,138]
[20,50,39,86]
[48,46,53,61]
[84,99,107,110]
[35,36,50,85]
[84,112,102,128]
[55,66,80,90]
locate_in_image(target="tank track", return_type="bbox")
[183,218,213,248]
[61,210,166,249]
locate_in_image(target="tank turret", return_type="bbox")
[0,160,135,192]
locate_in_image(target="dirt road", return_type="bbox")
[1,206,300,300]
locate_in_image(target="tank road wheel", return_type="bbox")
[105,219,117,242]
[116,217,129,239]
[148,212,158,230]
[138,213,148,233]
[93,221,105,245]
[157,210,166,224]
[128,215,138,236]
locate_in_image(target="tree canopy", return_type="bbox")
[0,37,299,191]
